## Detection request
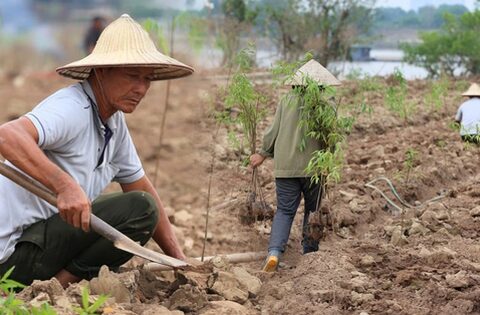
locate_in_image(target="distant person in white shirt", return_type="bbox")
[455,83,480,143]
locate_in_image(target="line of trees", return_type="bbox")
[402,9,480,77]
[28,0,480,77]
[373,5,469,29]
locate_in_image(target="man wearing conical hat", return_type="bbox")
[0,14,193,287]
[250,59,341,272]
[455,83,480,143]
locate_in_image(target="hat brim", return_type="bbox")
[56,51,194,81]
[57,63,193,81]
[462,92,480,97]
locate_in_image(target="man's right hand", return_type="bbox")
[56,182,91,232]
[250,153,266,168]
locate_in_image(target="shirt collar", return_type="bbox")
[80,81,118,131]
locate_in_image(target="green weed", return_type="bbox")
[385,69,416,124]
[394,148,420,186]
[425,75,449,112]
[0,267,56,315]
[73,287,108,315]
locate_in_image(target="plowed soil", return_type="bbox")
[3,70,480,315]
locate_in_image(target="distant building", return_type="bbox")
[348,45,372,62]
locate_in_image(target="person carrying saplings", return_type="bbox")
[250,59,341,272]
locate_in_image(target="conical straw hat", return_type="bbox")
[285,59,341,86]
[462,83,480,97]
[56,14,194,81]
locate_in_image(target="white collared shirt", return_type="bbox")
[456,97,480,135]
[0,81,144,262]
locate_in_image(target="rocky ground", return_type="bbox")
[2,70,480,315]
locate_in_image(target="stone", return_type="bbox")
[435,209,450,221]
[349,198,367,213]
[168,284,208,312]
[184,237,195,251]
[138,304,179,315]
[89,266,132,303]
[199,301,250,315]
[207,271,249,304]
[350,291,374,306]
[470,206,480,217]
[176,270,210,290]
[196,230,213,240]
[308,290,335,303]
[30,278,65,302]
[370,145,385,158]
[390,226,408,246]
[462,259,480,272]
[446,271,470,289]
[231,267,262,297]
[359,255,375,267]
[28,292,50,308]
[336,209,357,227]
[174,210,194,227]
[409,220,429,236]
[210,256,230,270]
[420,210,439,228]
[339,190,357,203]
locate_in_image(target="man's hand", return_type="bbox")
[56,182,91,232]
[250,153,266,168]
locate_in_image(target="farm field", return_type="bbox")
[2,70,480,315]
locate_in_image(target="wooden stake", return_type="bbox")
[144,251,266,271]
[153,16,176,187]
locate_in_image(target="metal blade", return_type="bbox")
[90,215,187,267]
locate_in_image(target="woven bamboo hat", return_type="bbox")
[462,83,480,97]
[285,59,341,86]
[56,14,194,81]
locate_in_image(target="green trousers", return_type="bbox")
[0,191,158,285]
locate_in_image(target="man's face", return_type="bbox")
[98,67,154,114]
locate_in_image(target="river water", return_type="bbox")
[257,48,429,80]
[197,47,430,80]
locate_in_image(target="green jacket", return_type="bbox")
[260,92,323,178]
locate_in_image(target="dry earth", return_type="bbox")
[2,70,480,315]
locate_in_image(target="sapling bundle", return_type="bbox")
[219,46,271,224]
[292,76,353,190]
[279,63,353,237]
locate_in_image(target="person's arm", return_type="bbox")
[455,106,462,124]
[0,118,91,231]
[250,102,283,168]
[259,102,282,158]
[120,176,185,260]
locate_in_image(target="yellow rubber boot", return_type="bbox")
[262,255,279,272]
